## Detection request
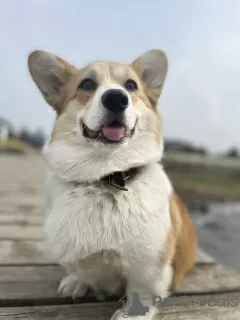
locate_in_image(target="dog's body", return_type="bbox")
[28,49,196,319]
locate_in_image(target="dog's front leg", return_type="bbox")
[110,262,172,320]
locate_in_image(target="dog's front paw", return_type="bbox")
[58,275,88,299]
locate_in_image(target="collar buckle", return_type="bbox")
[108,171,128,191]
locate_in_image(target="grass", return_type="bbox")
[0,139,26,153]
[164,151,240,169]
[164,153,240,201]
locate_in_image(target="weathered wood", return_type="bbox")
[0,201,43,217]
[0,206,43,215]
[0,263,239,303]
[0,293,239,319]
[158,293,240,320]
[0,303,118,320]
[177,264,240,294]
[0,156,45,232]
[0,225,43,240]
[0,214,43,225]
[0,241,54,264]
[196,248,214,264]
[197,212,240,273]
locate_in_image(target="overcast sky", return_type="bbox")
[1,0,239,152]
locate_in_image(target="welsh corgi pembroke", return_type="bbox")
[28,49,196,319]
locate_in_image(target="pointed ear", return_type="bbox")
[132,49,168,104]
[28,50,77,112]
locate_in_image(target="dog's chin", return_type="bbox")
[81,120,137,145]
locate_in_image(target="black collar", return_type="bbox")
[100,167,141,191]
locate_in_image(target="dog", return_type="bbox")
[28,49,196,319]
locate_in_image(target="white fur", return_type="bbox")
[44,162,172,261]
[44,145,173,318]
[43,102,173,319]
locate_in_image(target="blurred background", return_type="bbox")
[0,0,240,272]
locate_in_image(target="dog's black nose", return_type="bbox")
[101,89,128,113]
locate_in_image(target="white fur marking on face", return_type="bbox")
[83,83,136,131]
[43,91,164,183]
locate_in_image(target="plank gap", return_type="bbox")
[0,295,121,308]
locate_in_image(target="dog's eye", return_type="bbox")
[79,78,97,91]
[124,79,138,92]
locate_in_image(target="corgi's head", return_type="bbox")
[28,50,168,183]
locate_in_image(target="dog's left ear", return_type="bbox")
[132,50,168,105]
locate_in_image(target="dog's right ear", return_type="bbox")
[28,50,77,113]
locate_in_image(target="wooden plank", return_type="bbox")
[177,264,240,294]
[0,206,43,216]
[0,303,118,320]
[196,248,214,264]
[0,200,43,215]
[0,225,43,240]
[0,263,239,303]
[0,241,54,264]
[0,214,43,225]
[0,293,239,319]
[197,212,240,273]
[0,266,63,303]
[0,155,44,219]
[159,293,240,320]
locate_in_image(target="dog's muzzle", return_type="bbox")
[99,89,129,142]
[81,86,137,144]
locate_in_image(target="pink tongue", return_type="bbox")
[102,126,125,141]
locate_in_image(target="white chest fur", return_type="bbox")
[44,163,173,269]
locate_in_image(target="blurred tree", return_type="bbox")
[29,128,46,148]
[227,147,239,158]
[165,139,208,155]
[18,128,31,143]
[197,147,208,155]
[17,127,47,148]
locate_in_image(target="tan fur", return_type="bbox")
[163,193,197,291]
[44,58,163,143]
[28,50,167,151]
[60,61,156,114]
[28,51,77,114]
[132,49,168,108]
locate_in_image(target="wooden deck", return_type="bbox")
[0,154,240,319]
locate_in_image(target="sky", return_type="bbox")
[0,0,240,152]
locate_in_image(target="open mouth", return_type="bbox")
[82,120,136,144]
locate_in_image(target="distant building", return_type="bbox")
[0,117,15,140]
